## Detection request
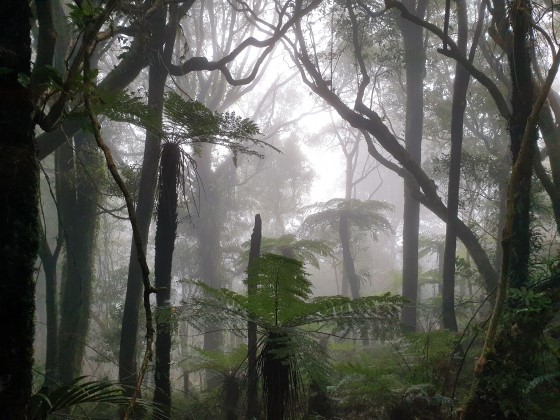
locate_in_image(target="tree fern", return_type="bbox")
[183,253,404,419]
[301,198,394,239]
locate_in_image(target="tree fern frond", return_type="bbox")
[94,90,162,134]
[181,346,248,378]
[27,377,167,419]
[289,293,405,339]
[301,198,394,239]
[240,235,334,269]
[162,92,277,161]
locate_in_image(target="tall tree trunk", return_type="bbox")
[246,214,262,420]
[507,0,534,288]
[493,159,509,273]
[441,0,470,332]
[0,1,38,415]
[463,2,554,417]
[118,4,170,394]
[56,130,100,384]
[340,153,360,300]
[153,143,180,417]
[399,0,427,331]
[196,148,224,388]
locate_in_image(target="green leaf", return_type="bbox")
[17,72,30,87]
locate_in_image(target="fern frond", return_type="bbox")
[162,92,276,161]
[28,377,167,419]
[181,346,248,377]
[290,293,405,339]
[301,198,394,239]
[94,90,161,134]
[240,235,334,269]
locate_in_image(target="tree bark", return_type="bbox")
[507,0,534,288]
[0,1,38,415]
[399,0,427,332]
[153,142,181,417]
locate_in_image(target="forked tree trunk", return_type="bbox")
[153,142,181,417]
[38,228,60,389]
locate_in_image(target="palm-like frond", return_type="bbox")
[163,92,276,162]
[28,377,166,419]
[182,346,248,378]
[69,89,162,134]
[418,232,445,259]
[240,235,333,269]
[292,294,405,339]
[301,198,394,239]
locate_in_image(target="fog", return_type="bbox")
[23,1,560,418]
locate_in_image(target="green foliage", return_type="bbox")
[96,90,160,133]
[301,198,394,240]
[184,253,404,418]
[163,92,270,162]
[241,234,333,269]
[506,287,552,321]
[82,90,270,165]
[330,332,461,419]
[182,346,248,379]
[27,377,166,419]
[67,2,103,29]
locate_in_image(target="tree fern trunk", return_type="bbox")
[153,142,180,416]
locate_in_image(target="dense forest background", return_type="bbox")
[2,0,560,418]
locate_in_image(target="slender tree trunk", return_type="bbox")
[56,130,100,384]
[119,5,170,394]
[246,214,262,420]
[0,1,38,415]
[442,0,469,332]
[340,153,360,300]
[153,143,180,417]
[399,0,427,331]
[338,212,360,299]
[196,149,225,387]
